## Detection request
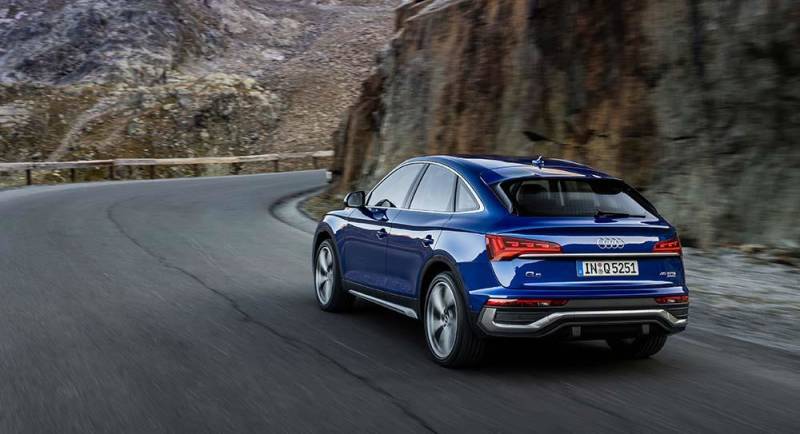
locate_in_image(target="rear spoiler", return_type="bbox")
[480,165,618,185]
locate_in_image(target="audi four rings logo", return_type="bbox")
[597,237,625,249]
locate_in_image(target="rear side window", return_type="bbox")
[368,164,424,208]
[455,179,480,212]
[503,178,657,218]
[409,165,457,212]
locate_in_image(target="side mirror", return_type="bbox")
[344,191,366,208]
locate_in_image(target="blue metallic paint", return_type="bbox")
[314,156,690,320]
[385,210,451,296]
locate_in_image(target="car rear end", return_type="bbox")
[474,174,689,344]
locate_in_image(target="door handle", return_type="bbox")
[422,235,434,246]
[376,228,388,239]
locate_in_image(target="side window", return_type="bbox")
[367,164,423,208]
[455,179,480,212]
[409,165,457,212]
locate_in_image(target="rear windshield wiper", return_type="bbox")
[594,209,645,218]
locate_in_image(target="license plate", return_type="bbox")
[577,260,639,277]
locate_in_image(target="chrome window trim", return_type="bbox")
[366,161,486,214]
[365,162,427,209]
[518,252,681,259]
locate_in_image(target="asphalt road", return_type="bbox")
[1,171,798,433]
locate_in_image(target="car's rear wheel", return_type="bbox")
[606,334,668,359]
[314,239,353,312]
[424,272,484,368]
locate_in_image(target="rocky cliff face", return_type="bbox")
[0,0,398,168]
[334,0,800,248]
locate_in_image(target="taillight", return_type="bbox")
[653,237,682,255]
[485,298,569,308]
[655,295,689,304]
[485,234,561,261]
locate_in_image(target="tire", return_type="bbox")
[606,334,668,359]
[423,272,485,368]
[314,239,353,312]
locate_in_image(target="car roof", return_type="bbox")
[404,155,616,184]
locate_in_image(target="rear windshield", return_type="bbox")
[501,178,657,218]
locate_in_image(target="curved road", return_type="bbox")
[1,171,798,433]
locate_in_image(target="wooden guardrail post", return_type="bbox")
[273,159,279,172]
[70,168,77,183]
[26,169,32,186]
[149,166,156,180]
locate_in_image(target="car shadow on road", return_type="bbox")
[347,301,669,376]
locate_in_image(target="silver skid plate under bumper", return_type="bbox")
[478,308,687,338]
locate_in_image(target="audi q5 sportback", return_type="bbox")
[313,156,688,367]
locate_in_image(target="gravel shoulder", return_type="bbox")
[683,248,800,354]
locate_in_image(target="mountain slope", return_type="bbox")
[0,0,398,170]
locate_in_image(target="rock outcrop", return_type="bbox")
[334,0,800,248]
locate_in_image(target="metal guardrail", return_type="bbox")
[0,150,334,185]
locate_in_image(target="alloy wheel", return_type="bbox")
[426,280,458,359]
[315,245,334,305]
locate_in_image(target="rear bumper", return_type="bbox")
[477,303,688,339]
[467,285,689,312]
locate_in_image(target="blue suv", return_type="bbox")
[313,156,688,367]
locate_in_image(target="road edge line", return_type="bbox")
[270,186,325,235]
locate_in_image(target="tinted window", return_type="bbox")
[504,179,656,218]
[367,164,423,208]
[455,179,480,212]
[409,165,457,212]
